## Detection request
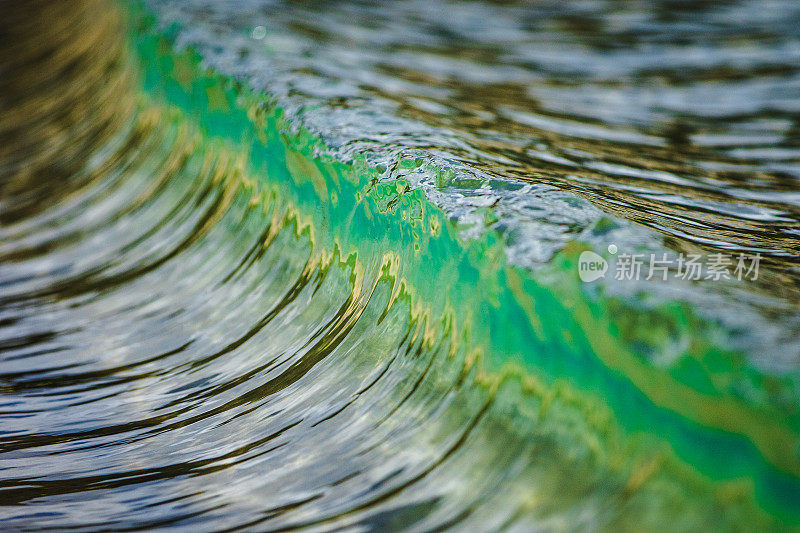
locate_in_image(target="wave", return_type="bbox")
[0,0,798,529]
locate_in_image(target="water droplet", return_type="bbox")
[251,26,266,40]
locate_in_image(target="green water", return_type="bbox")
[135,4,800,525]
[1,0,798,530]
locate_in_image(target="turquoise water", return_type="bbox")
[1,0,800,530]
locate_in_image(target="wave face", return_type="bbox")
[1,0,799,530]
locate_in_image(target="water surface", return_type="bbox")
[1,0,800,530]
